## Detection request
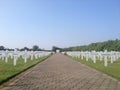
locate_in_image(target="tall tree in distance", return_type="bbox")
[52,46,62,52]
[0,46,5,50]
[32,45,39,51]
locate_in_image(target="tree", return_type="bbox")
[32,45,39,51]
[52,46,62,52]
[0,46,5,50]
[62,39,120,51]
[24,47,30,51]
[20,47,30,51]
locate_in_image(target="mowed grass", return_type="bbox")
[72,57,120,80]
[0,55,50,85]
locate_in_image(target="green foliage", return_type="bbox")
[32,45,42,51]
[0,46,5,50]
[52,46,62,52]
[32,45,39,51]
[63,39,120,51]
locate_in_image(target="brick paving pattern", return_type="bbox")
[2,53,120,90]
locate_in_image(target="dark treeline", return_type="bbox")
[52,46,62,52]
[62,39,120,51]
[1,39,120,51]
[0,45,46,51]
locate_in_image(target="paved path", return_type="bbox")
[2,53,120,90]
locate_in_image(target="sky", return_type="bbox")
[0,0,120,49]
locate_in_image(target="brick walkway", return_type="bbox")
[2,53,120,90]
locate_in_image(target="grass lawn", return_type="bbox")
[0,55,50,85]
[72,57,120,81]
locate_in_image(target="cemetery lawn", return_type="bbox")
[73,57,120,81]
[0,55,50,85]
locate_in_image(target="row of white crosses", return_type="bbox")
[0,50,51,66]
[66,50,120,67]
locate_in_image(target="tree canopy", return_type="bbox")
[52,46,62,52]
[62,39,120,51]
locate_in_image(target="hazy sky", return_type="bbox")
[0,0,120,49]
